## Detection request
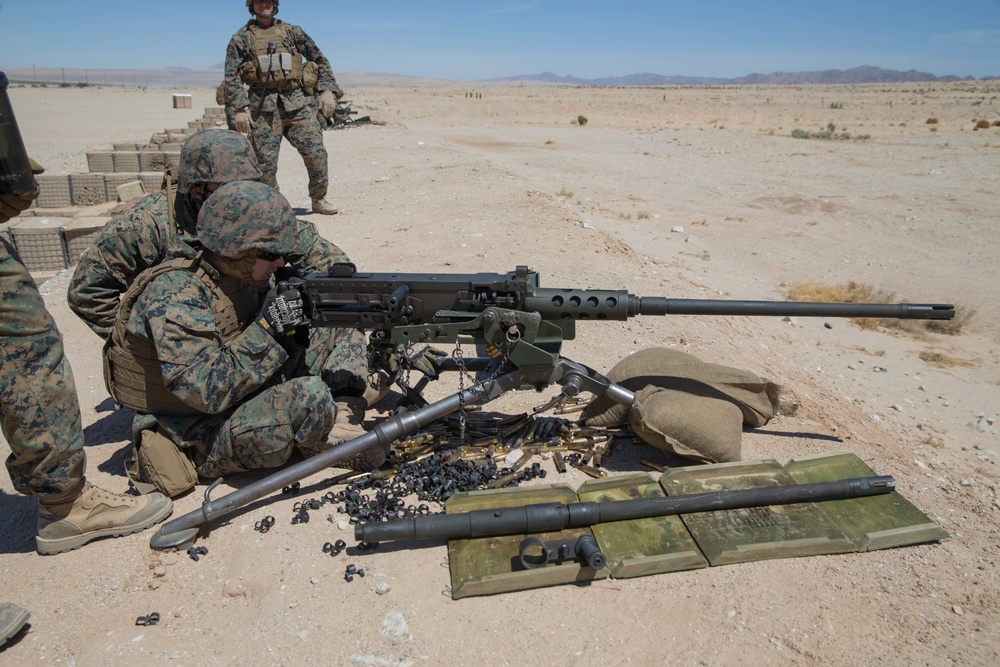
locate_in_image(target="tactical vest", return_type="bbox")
[241,22,304,88]
[103,255,258,416]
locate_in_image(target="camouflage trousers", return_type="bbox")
[194,375,337,478]
[0,238,85,496]
[251,102,329,200]
[174,326,369,479]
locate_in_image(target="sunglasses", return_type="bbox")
[253,250,283,262]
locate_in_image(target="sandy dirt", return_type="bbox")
[2,81,999,665]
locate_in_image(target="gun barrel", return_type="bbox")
[355,475,895,543]
[632,298,956,320]
[524,287,953,321]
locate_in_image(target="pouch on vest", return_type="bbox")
[238,60,258,85]
[258,52,294,76]
[302,61,319,94]
[125,427,198,498]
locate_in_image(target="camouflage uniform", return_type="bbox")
[224,18,342,199]
[1,73,172,556]
[67,191,355,341]
[112,182,351,477]
[0,237,84,496]
[216,83,239,131]
[66,130,365,392]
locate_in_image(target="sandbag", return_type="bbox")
[582,348,782,463]
[630,385,745,463]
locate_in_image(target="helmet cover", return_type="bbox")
[177,129,262,194]
[196,181,296,259]
[246,0,279,16]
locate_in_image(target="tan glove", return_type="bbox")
[318,90,336,119]
[0,159,43,224]
[234,110,252,135]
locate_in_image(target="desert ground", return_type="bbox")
[1,80,999,665]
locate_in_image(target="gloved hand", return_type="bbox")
[318,90,337,119]
[257,283,309,339]
[0,159,43,224]
[0,189,39,224]
[388,346,447,380]
[234,110,252,135]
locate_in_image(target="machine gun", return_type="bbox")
[290,263,952,380]
[323,100,371,129]
[149,264,953,549]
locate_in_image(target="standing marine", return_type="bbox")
[0,71,173,568]
[224,0,342,215]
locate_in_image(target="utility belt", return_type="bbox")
[251,79,301,93]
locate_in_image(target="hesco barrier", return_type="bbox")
[10,104,227,272]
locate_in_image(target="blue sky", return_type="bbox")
[1,1,998,79]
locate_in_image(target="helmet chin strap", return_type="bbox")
[253,3,276,20]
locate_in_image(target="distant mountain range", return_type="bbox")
[4,65,996,89]
[494,66,998,86]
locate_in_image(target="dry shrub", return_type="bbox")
[781,282,973,336]
[783,281,888,304]
[975,119,991,129]
[926,117,939,124]
[994,120,1000,127]
[918,351,974,367]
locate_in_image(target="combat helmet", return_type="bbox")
[177,129,262,195]
[246,0,279,15]
[197,181,296,260]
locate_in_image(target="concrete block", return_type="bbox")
[115,180,146,203]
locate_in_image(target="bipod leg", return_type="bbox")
[149,367,530,550]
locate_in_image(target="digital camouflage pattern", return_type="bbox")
[176,129,262,194]
[67,190,195,340]
[252,105,329,198]
[196,181,297,258]
[224,18,341,198]
[124,245,353,478]
[1,238,85,496]
[67,189,355,340]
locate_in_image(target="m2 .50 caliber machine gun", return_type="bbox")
[149,264,954,549]
[321,100,371,130]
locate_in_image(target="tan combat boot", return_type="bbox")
[0,603,30,647]
[328,398,386,471]
[36,480,173,555]
[311,197,339,215]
